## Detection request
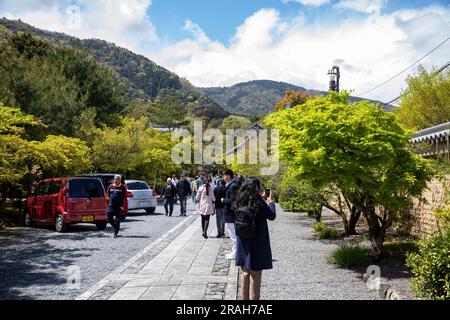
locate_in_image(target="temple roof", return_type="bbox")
[411,122,450,143]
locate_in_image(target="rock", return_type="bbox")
[376,283,391,299]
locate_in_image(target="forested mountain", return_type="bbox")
[199,80,394,116]
[0,18,229,121]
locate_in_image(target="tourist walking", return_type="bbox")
[220,169,240,260]
[190,177,198,204]
[195,178,216,239]
[234,177,276,300]
[177,173,191,216]
[214,179,227,238]
[107,175,127,239]
[161,178,177,216]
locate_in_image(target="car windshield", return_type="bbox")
[69,179,104,198]
[126,182,149,190]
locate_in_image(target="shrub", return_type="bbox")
[318,227,341,240]
[406,226,450,300]
[434,206,450,225]
[313,221,327,233]
[327,245,372,268]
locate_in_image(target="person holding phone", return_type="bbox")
[234,177,276,300]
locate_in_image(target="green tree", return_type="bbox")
[149,96,189,131]
[0,32,125,136]
[220,115,252,131]
[0,104,92,211]
[91,117,180,183]
[395,65,450,130]
[279,168,331,222]
[265,92,433,257]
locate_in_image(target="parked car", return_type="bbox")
[24,177,108,232]
[75,174,130,221]
[125,180,157,214]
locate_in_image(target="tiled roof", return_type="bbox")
[411,122,450,143]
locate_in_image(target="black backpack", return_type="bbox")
[235,206,257,239]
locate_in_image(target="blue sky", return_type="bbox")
[0,0,449,101]
[149,0,449,44]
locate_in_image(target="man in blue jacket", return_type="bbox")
[220,169,240,260]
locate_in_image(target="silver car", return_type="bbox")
[125,180,157,214]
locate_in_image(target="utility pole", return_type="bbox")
[328,66,340,92]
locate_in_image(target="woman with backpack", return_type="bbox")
[233,177,276,300]
[196,178,216,239]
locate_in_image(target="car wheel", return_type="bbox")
[24,209,33,227]
[145,208,156,214]
[120,214,126,222]
[96,221,107,230]
[55,213,68,233]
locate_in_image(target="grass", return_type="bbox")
[312,221,327,232]
[327,244,372,268]
[318,227,341,240]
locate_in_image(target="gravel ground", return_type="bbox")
[0,202,196,300]
[262,205,379,300]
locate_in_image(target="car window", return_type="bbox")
[68,179,105,198]
[126,182,149,190]
[47,181,62,195]
[36,182,49,196]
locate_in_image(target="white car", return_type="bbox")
[125,180,157,214]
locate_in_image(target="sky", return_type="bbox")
[0,0,449,102]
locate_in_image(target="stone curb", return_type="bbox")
[363,273,405,300]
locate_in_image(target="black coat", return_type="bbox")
[161,184,177,199]
[236,201,276,271]
[214,184,227,209]
[177,180,191,197]
[222,179,240,223]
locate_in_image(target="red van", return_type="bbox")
[75,174,130,221]
[24,177,108,232]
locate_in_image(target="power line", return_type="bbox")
[384,59,450,106]
[356,36,450,97]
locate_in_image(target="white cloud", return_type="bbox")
[1,1,449,102]
[335,0,387,14]
[152,5,450,102]
[283,0,330,7]
[0,0,157,53]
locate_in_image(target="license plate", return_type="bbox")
[82,215,94,222]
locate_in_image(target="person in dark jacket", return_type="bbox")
[234,177,276,300]
[107,175,128,238]
[177,174,191,216]
[161,178,177,216]
[214,179,227,238]
[220,169,240,259]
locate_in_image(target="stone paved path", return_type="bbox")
[77,203,378,300]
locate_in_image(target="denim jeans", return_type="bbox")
[215,207,225,235]
[179,196,187,215]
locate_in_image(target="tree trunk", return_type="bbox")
[360,194,385,259]
[324,204,349,232]
[0,184,9,213]
[346,206,361,236]
[315,207,322,222]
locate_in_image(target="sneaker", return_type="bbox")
[203,233,208,239]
